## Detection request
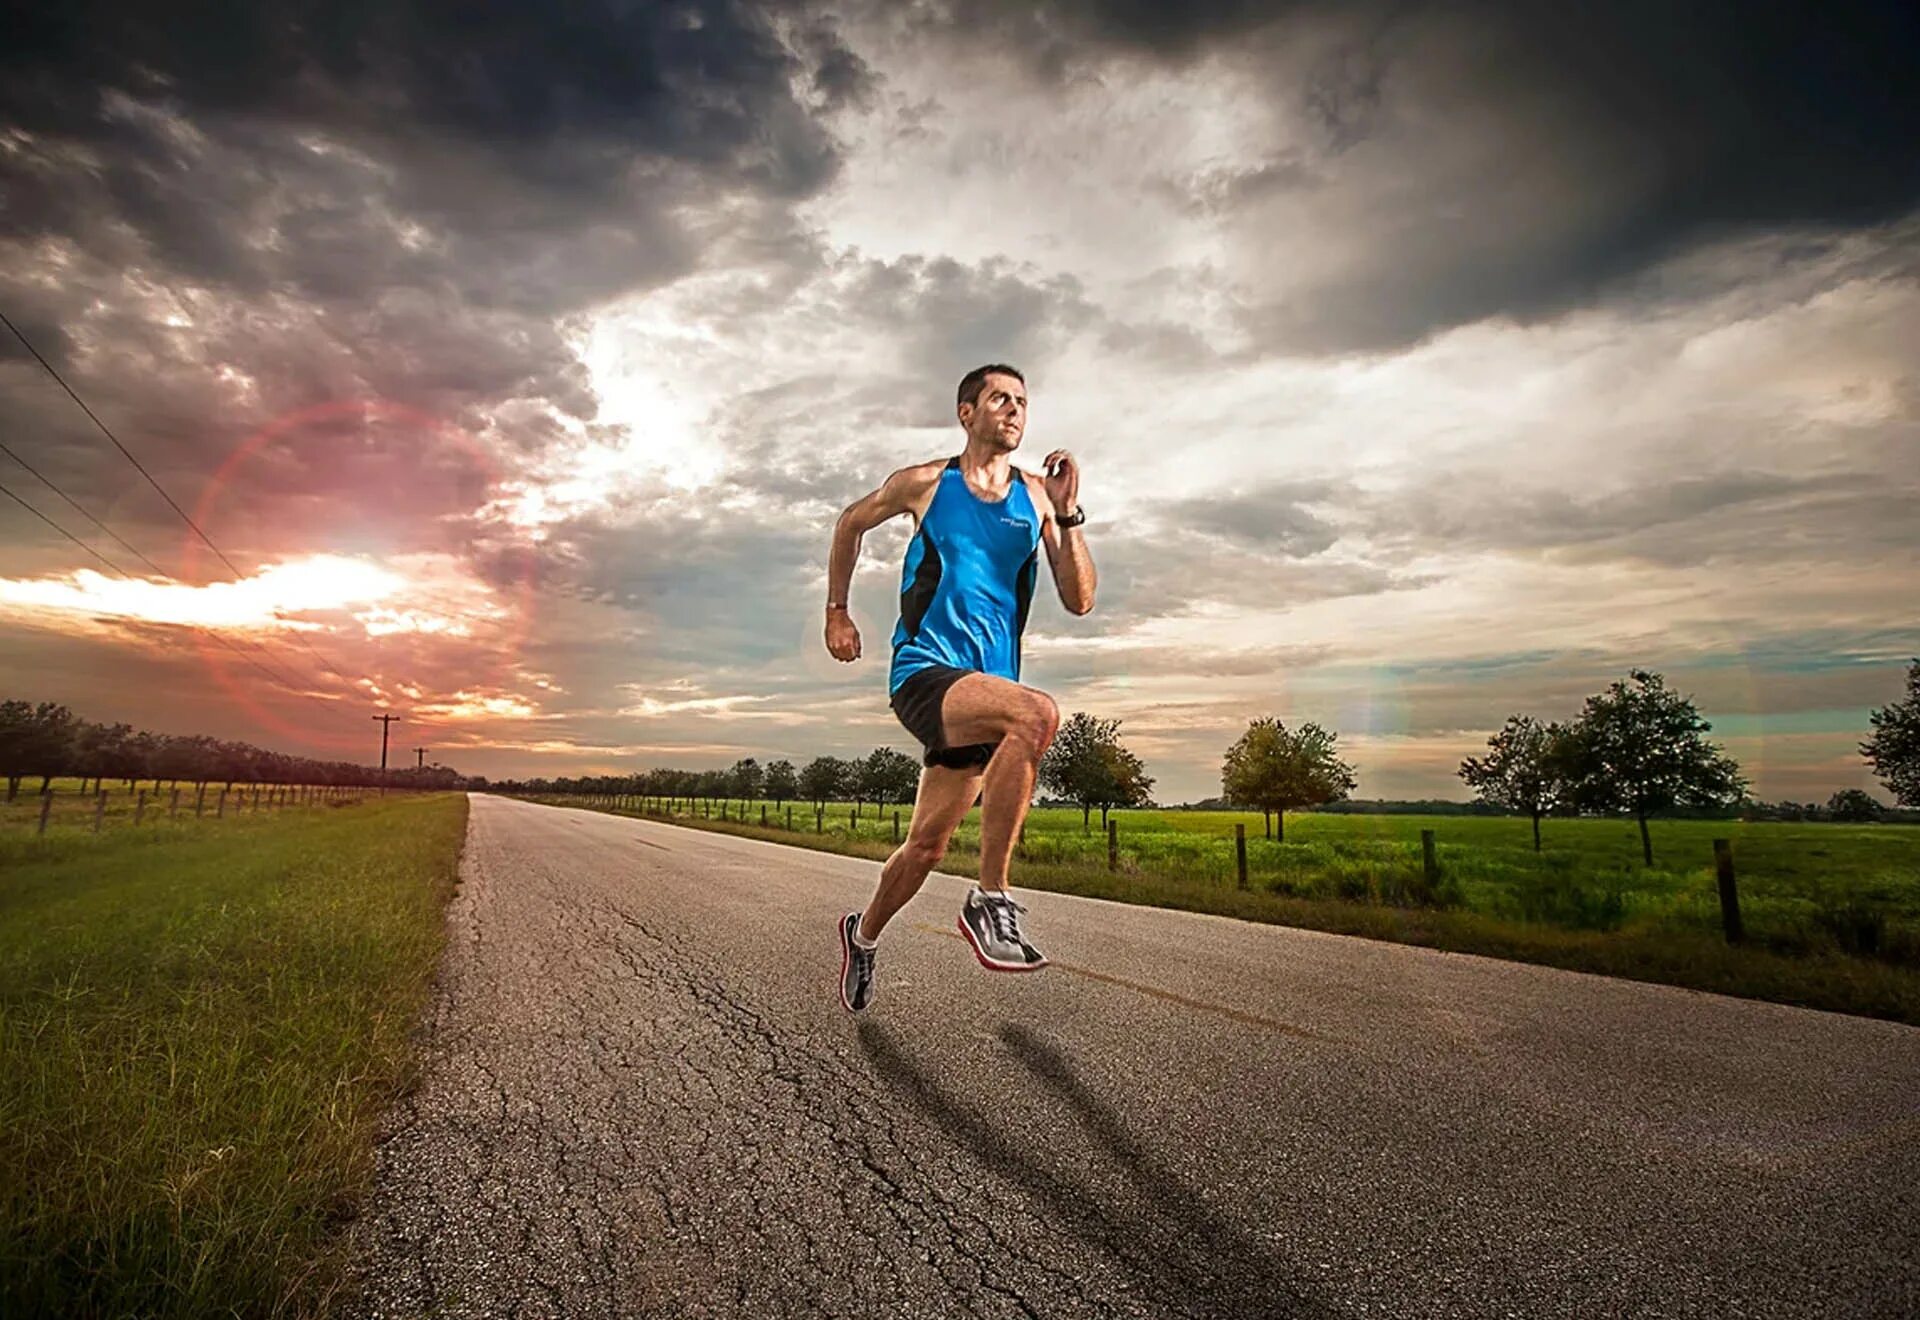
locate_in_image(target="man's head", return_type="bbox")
[956,363,1027,453]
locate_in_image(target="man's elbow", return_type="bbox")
[1066,593,1095,616]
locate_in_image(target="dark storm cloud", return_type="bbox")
[2,1,837,192]
[0,0,859,566]
[1355,470,1918,570]
[1159,481,1343,557]
[888,0,1920,352]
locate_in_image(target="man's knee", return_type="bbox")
[903,834,948,869]
[1011,690,1059,754]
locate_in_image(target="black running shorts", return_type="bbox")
[890,665,999,770]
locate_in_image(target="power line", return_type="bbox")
[0,438,172,577]
[2,307,246,578]
[0,430,346,696]
[1,305,355,682]
[0,475,126,576]
[0,474,320,696]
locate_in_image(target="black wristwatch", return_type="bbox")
[1056,505,1087,529]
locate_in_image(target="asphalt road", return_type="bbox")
[341,794,1920,1319]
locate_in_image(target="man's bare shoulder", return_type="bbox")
[1017,466,1056,514]
[878,457,949,514]
[887,457,949,492]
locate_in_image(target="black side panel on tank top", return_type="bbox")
[1012,548,1038,674]
[898,530,943,644]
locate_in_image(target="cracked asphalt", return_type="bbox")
[339,794,1920,1318]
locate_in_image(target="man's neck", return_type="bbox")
[959,440,1016,488]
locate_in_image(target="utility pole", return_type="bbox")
[371,713,401,774]
[414,746,428,771]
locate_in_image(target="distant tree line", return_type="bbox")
[0,698,483,799]
[1457,664,1920,861]
[442,661,1920,853]
[497,749,923,819]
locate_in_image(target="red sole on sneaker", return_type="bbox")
[837,915,858,1012]
[956,915,1049,972]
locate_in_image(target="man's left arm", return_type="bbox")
[1030,450,1096,615]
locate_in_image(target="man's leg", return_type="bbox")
[938,673,1060,893]
[858,762,984,941]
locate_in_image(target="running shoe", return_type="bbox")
[958,887,1048,971]
[839,911,877,1012]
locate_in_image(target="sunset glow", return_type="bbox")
[0,557,404,630]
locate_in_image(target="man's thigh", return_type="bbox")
[939,671,1051,749]
[908,763,984,844]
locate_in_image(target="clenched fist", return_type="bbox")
[1043,448,1080,517]
[825,607,861,662]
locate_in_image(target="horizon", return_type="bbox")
[3,1,1916,806]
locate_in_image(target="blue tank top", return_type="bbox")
[889,457,1042,694]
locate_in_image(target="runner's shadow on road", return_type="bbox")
[857,1020,1329,1320]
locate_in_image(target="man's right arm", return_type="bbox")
[824,463,937,662]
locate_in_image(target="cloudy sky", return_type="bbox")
[2,0,1916,803]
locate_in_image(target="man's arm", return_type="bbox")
[1025,453,1096,615]
[824,462,941,662]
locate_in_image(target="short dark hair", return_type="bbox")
[956,363,1025,411]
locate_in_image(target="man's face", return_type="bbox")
[961,373,1027,452]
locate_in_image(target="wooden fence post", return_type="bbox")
[850,806,857,831]
[196,784,206,817]
[135,789,147,826]
[787,806,793,830]
[762,804,769,827]
[893,810,901,843]
[38,790,52,836]
[1713,839,1743,944]
[816,807,824,833]
[1108,819,1119,871]
[1421,830,1439,886]
[170,788,180,819]
[1235,823,1248,888]
[217,788,228,819]
[93,790,106,833]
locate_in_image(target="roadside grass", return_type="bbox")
[526,796,1920,1025]
[0,792,467,1318]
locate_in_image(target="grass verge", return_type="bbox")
[0,792,468,1318]
[531,796,1920,1027]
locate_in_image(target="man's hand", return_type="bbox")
[1043,449,1080,518]
[825,607,862,662]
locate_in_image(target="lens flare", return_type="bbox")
[181,398,537,752]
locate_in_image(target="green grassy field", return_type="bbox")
[537,794,1920,1024]
[0,791,467,1318]
[0,776,362,838]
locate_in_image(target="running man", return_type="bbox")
[825,363,1096,1012]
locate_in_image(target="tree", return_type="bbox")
[1,701,77,800]
[860,747,920,808]
[799,755,847,809]
[1219,717,1357,842]
[1558,669,1746,865]
[1861,659,1920,807]
[1039,712,1155,832]
[0,700,37,801]
[764,759,798,806]
[1458,715,1572,852]
[728,757,764,803]
[1826,788,1884,823]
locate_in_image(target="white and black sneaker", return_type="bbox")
[958,887,1048,972]
[839,912,877,1012]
